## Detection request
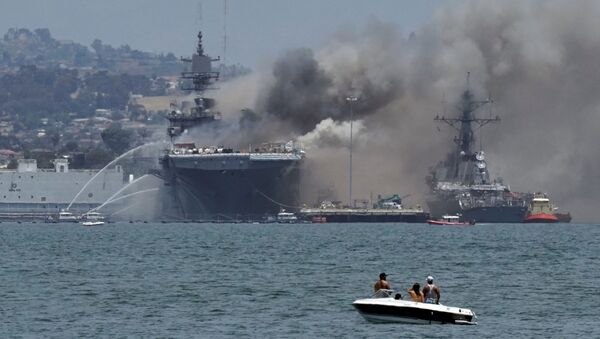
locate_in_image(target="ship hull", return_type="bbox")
[461,206,527,223]
[427,198,527,223]
[554,213,572,223]
[161,154,301,220]
[524,213,559,223]
[427,219,472,226]
[0,165,126,221]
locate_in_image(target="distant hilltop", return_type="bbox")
[0,27,251,79]
[0,28,251,171]
[0,27,181,76]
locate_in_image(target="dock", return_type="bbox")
[298,207,429,223]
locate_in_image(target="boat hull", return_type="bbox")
[353,299,476,325]
[427,198,527,223]
[461,206,527,223]
[427,220,471,226]
[81,221,105,226]
[524,213,559,223]
[161,154,301,220]
[554,213,572,223]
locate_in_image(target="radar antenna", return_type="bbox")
[222,0,228,66]
[434,74,500,155]
[196,31,204,56]
[167,30,222,140]
[180,30,220,92]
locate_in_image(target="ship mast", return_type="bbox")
[434,73,500,179]
[166,30,222,140]
[180,31,220,92]
[434,73,500,155]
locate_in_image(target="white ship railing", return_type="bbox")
[170,153,303,161]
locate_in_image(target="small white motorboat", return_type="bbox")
[80,211,106,226]
[353,289,477,325]
[427,215,474,226]
[58,210,79,223]
[276,209,299,223]
[81,220,105,226]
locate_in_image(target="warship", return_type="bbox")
[159,31,304,220]
[426,79,530,223]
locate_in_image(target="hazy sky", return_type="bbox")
[0,0,442,67]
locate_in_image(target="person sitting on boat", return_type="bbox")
[373,272,391,292]
[407,283,424,302]
[422,276,441,304]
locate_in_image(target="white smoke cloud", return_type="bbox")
[297,118,366,150]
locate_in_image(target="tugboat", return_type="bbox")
[524,194,559,223]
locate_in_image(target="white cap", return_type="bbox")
[427,275,434,282]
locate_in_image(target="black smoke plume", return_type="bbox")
[207,0,600,221]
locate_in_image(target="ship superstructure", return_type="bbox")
[0,158,126,219]
[427,80,530,223]
[159,31,304,220]
[166,31,221,139]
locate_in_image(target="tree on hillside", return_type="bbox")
[101,123,133,155]
[84,147,114,169]
[63,141,79,152]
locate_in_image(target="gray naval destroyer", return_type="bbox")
[159,31,304,220]
[426,83,530,223]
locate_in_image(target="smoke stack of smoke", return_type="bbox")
[209,1,600,221]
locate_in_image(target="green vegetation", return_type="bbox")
[100,123,133,155]
[0,27,251,169]
[0,65,167,167]
[0,28,177,168]
[1,28,181,75]
[0,66,165,119]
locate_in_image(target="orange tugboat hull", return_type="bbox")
[524,213,559,223]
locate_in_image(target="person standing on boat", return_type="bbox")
[407,283,424,302]
[373,273,391,292]
[422,276,440,304]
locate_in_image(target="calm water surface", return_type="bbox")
[1,222,598,338]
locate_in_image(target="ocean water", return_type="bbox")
[1,222,598,338]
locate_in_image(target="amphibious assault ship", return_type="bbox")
[426,81,530,223]
[159,31,304,220]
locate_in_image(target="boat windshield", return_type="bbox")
[442,215,460,221]
[372,289,395,298]
[83,212,104,220]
